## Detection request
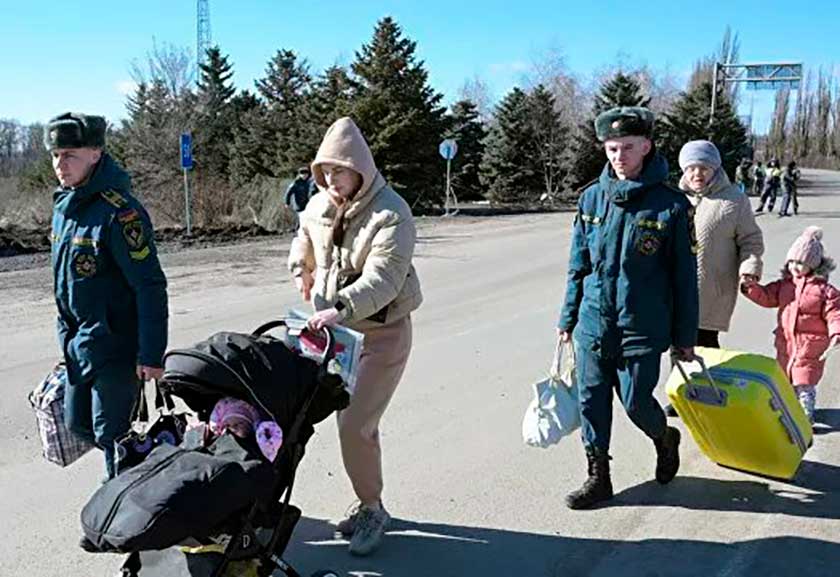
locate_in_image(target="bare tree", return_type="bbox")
[636,65,682,114]
[458,75,493,123]
[524,43,588,130]
[833,72,840,160]
[0,120,19,176]
[791,71,813,159]
[815,70,832,157]
[130,39,195,98]
[689,26,740,103]
[767,87,790,160]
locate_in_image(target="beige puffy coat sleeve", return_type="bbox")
[734,193,764,279]
[288,222,316,278]
[337,210,416,321]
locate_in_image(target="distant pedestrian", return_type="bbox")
[756,159,782,213]
[734,158,752,195]
[741,226,840,422]
[284,166,317,228]
[751,161,766,197]
[778,161,802,217]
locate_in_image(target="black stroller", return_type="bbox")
[81,320,350,577]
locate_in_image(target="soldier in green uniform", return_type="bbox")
[557,107,698,509]
[46,112,168,480]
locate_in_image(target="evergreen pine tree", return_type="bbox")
[480,88,542,203]
[195,46,236,177]
[297,65,355,162]
[228,91,270,184]
[527,85,569,199]
[119,79,192,222]
[250,49,314,177]
[568,72,650,192]
[349,17,447,206]
[659,81,749,180]
[445,100,486,201]
[481,85,570,204]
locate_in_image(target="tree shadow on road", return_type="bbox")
[286,517,839,577]
[611,459,840,520]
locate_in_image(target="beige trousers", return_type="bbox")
[337,315,413,505]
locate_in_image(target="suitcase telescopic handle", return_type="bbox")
[674,355,725,404]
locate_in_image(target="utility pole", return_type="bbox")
[197,0,212,69]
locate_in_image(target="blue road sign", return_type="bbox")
[180,133,193,169]
[439,139,458,161]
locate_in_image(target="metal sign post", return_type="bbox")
[709,61,803,126]
[438,139,459,216]
[180,132,193,236]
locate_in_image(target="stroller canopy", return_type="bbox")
[161,322,349,431]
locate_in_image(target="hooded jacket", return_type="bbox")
[288,118,422,331]
[51,153,168,381]
[558,153,699,358]
[679,169,764,332]
[743,261,840,386]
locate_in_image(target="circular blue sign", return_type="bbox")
[439,139,458,160]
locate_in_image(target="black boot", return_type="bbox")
[79,536,99,552]
[654,426,681,484]
[565,447,613,510]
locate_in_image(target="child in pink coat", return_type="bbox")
[742,226,840,422]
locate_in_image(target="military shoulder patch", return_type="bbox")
[129,246,151,261]
[122,219,146,250]
[100,189,128,208]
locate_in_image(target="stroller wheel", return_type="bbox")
[311,571,340,577]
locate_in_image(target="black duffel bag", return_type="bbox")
[81,431,274,553]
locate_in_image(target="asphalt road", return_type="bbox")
[1,169,838,577]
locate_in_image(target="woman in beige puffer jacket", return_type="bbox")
[288,117,421,556]
[678,140,765,346]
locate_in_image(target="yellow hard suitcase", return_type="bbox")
[665,347,813,480]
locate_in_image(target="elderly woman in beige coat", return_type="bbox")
[665,140,765,415]
[288,117,422,556]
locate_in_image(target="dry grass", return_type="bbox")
[0,175,298,234]
[0,177,52,230]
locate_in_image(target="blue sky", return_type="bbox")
[2,0,836,133]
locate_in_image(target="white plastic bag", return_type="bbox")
[522,340,580,448]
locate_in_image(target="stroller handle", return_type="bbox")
[252,319,337,368]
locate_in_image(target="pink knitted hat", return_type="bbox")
[209,397,261,437]
[786,226,824,269]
